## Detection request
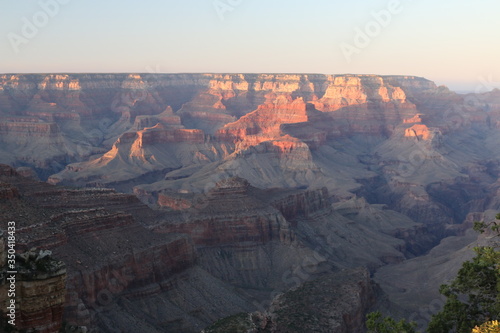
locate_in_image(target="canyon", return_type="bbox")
[1,73,500,332]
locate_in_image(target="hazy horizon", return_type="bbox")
[1,0,499,92]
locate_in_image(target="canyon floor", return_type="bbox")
[1,73,500,332]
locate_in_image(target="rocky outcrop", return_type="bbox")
[62,234,197,328]
[133,125,205,145]
[216,95,309,143]
[146,178,336,292]
[0,121,61,138]
[153,178,296,246]
[270,187,330,222]
[311,75,410,111]
[157,193,192,210]
[177,90,237,134]
[132,106,183,130]
[0,165,200,331]
[47,125,231,188]
[204,268,375,333]
[266,268,375,333]
[0,182,20,199]
[404,124,434,141]
[0,248,67,333]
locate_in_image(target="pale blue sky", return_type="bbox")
[1,0,499,91]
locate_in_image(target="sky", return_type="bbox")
[0,0,499,92]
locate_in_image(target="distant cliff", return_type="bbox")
[0,73,436,176]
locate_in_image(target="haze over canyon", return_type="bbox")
[1,73,500,332]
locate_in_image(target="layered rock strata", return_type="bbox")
[0,248,66,333]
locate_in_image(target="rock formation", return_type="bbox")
[2,73,500,331]
[204,268,375,333]
[0,163,421,332]
[0,247,66,333]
